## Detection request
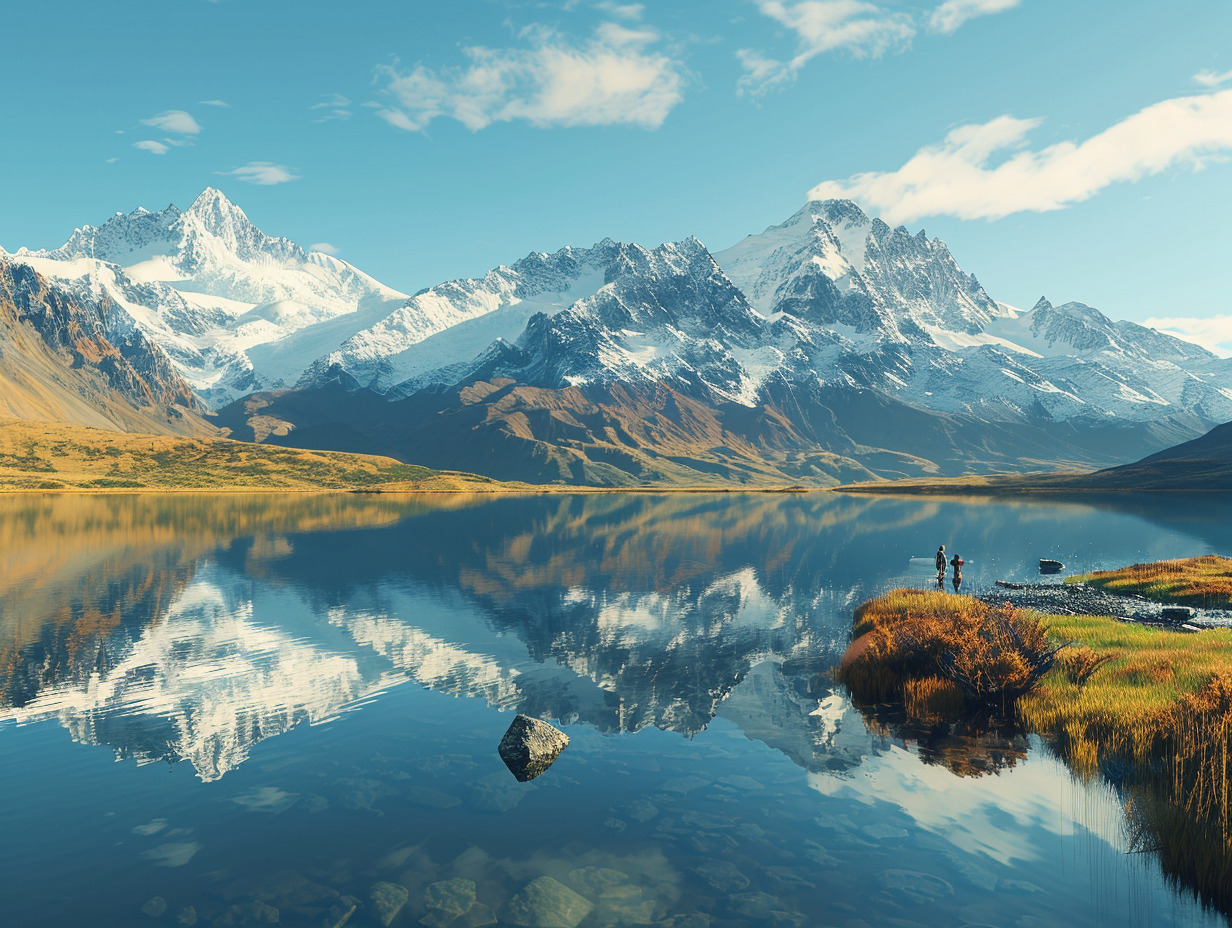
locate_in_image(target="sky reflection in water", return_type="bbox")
[2,491,1231,928]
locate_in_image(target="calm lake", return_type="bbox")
[3,491,1232,928]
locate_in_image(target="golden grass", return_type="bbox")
[1069,555,1232,609]
[1018,613,1232,768]
[0,419,515,492]
[841,589,1059,714]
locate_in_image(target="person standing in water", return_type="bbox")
[950,553,964,592]
[935,545,947,584]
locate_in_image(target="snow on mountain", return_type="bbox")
[9,189,409,406]
[305,241,620,393]
[715,199,1007,340]
[393,201,1232,430]
[10,189,1231,445]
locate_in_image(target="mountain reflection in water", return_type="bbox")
[3,491,1232,927]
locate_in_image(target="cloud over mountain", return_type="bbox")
[809,89,1232,223]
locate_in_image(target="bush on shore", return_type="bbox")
[840,589,1061,715]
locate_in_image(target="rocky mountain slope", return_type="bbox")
[0,258,203,434]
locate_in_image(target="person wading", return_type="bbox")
[935,545,947,584]
[949,553,964,592]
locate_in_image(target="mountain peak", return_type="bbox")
[186,187,252,231]
[804,198,870,228]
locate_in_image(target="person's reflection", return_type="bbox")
[952,573,963,593]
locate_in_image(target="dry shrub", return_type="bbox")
[840,590,1062,714]
[1057,646,1114,686]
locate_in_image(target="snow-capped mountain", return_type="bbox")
[716,199,1005,339]
[214,196,1232,485]
[414,202,1232,430]
[7,189,408,406]
[11,188,1232,484]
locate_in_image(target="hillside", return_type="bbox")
[0,259,206,435]
[839,419,1232,493]
[0,420,511,491]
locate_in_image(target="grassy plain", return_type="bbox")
[0,419,512,492]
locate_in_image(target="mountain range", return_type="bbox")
[6,189,1232,486]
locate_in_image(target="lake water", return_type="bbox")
[3,491,1232,928]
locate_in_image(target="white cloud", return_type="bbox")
[738,0,914,93]
[141,110,202,134]
[217,162,300,185]
[1144,315,1232,359]
[373,21,685,132]
[595,1,644,19]
[808,88,1232,224]
[312,93,352,122]
[310,242,340,255]
[1195,68,1232,88]
[199,99,232,108]
[740,0,1019,92]
[134,140,170,155]
[927,0,1019,35]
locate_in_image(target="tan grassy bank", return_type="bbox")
[0,420,516,492]
[1069,555,1232,610]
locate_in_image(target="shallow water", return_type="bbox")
[2,491,1232,928]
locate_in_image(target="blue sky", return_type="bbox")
[3,0,1232,350]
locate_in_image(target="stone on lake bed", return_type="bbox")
[370,881,410,926]
[453,902,497,928]
[498,715,569,782]
[502,876,593,928]
[420,878,477,928]
[141,897,168,917]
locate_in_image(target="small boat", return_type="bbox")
[1039,559,1064,574]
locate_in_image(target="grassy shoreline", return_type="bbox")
[839,575,1232,912]
[1068,556,1232,610]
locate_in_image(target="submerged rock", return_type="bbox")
[498,715,569,782]
[502,876,592,928]
[141,897,168,917]
[420,878,477,928]
[369,882,410,927]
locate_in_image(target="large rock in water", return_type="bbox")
[501,877,592,928]
[498,715,569,782]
